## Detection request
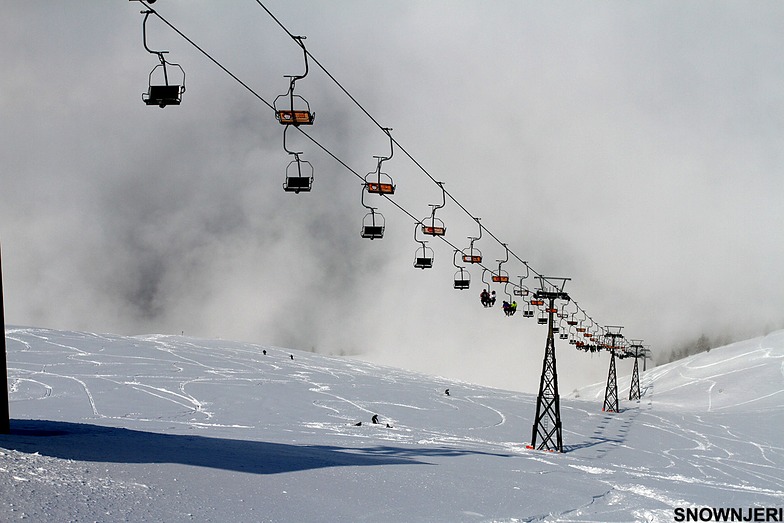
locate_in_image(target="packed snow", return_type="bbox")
[1,326,782,522]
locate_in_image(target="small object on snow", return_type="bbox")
[290,354,294,360]
[263,350,267,355]
[354,421,362,426]
[371,414,379,424]
[445,388,450,396]
[386,423,393,428]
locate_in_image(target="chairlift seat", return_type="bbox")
[560,333,569,340]
[422,225,446,236]
[277,110,314,125]
[523,310,534,318]
[462,254,482,263]
[454,279,470,290]
[144,85,182,107]
[537,317,548,325]
[283,176,313,193]
[366,182,395,195]
[361,225,384,239]
[491,275,509,283]
[414,257,434,269]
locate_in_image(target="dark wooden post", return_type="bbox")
[0,242,10,433]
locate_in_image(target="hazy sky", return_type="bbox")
[2,1,783,393]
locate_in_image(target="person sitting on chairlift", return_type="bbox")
[490,291,496,306]
[480,289,490,307]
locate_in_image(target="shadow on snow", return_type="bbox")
[0,419,515,475]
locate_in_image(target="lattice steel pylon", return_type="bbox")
[602,326,624,413]
[527,276,570,453]
[628,340,646,401]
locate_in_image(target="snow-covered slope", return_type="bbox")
[1,327,783,522]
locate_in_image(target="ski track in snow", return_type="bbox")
[2,327,784,522]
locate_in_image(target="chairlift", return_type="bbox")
[537,311,548,325]
[140,10,185,108]
[501,284,518,317]
[361,209,385,239]
[491,244,510,283]
[421,182,447,236]
[479,270,497,307]
[461,218,483,263]
[414,248,434,269]
[452,250,471,290]
[365,128,396,194]
[413,223,434,269]
[523,302,534,318]
[283,158,314,193]
[514,267,530,296]
[282,126,313,193]
[274,36,315,125]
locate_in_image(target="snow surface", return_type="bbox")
[1,326,783,522]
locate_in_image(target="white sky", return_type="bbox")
[2,1,783,392]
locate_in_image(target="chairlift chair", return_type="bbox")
[492,271,509,283]
[366,176,396,195]
[144,74,185,107]
[452,250,471,290]
[140,10,185,108]
[412,223,434,269]
[537,311,548,325]
[454,269,471,290]
[365,128,395,194]
[461,247,482,264]
[361,209,385,240]
[422,182,447,236]
[276,102,315,126]
[274,36,315,126]
[422,217,447,237]
[462,218,483,263]
[523,301,534,318]
[492,244,510,283]
[415,253,434,269]
[282,156,314,193]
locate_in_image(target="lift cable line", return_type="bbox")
[248,0,625,323]
[132,4,527,294]
[130,2,648,432]
[137,1,616,338]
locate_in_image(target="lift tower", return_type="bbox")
[628,339,644,401]
[527,276,570,453]
[602,326,624,413]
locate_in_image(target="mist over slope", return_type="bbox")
[0,326,782,522]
